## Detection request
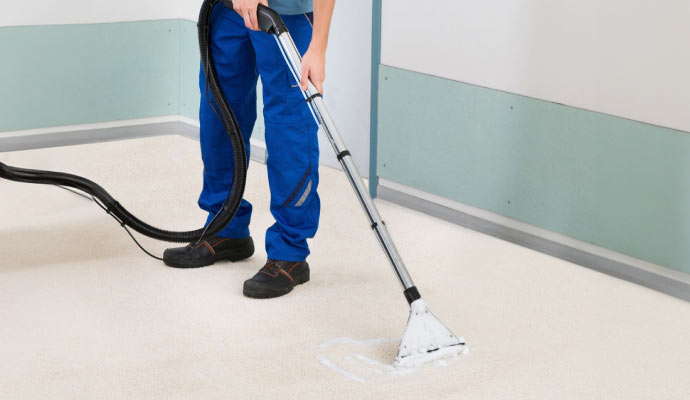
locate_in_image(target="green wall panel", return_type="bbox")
[378,65,690,273]
[0,21,180,131]
[178,20,201,121]
[0,20,266,142]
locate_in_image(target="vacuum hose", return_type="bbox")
[0,0,245,243]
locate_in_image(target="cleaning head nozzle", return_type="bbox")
[394,299,466,368]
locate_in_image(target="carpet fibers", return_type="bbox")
[1,135,689,399]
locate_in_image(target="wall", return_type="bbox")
[381,0,690,133]
[0,21,180,132]
[378,66,690,273]
[0,0,180,26]
[376,0,690,273]
[0,0,185,134]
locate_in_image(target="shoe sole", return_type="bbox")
[163,242,255,269]
[242,269,310,299]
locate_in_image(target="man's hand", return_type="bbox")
[301,0,335,94]
[232,0,268,31]
[300,46,326,93]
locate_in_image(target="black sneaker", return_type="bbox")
[243,259,310,299]
[163,235,254,269]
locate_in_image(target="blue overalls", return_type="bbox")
[198,5,319,262]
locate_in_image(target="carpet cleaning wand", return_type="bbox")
[228,0,467,367]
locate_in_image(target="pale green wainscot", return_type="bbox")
[377,65,690,273]
[0,21,180,131]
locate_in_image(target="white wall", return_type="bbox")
[317,0,372,173]
[381,0,690,133]
[0,0,181,26]
[180,0,203,22]
[179,0,373,173]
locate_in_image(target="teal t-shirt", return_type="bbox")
[268,0,313,15]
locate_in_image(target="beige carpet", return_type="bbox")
[1,135,689,399]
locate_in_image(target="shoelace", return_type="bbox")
[262,259,282,274]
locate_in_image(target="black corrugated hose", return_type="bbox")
[0,0,245,247]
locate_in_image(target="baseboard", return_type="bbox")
[377,178,690,302]
[0,117,185,152]
[3,119,686,301]
[0,117,268,164]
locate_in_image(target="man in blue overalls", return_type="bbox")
[163,0,335,299]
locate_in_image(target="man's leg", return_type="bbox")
[198,7,258,238]
[164,6,258,269]
[242,13,319,297]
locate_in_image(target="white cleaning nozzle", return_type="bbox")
[393,299,466,368]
